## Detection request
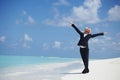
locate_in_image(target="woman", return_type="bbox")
[69,22,107,74]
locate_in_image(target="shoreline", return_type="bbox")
[0,60,81,80]
[0,58,120,80]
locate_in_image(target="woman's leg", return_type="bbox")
[80,48,89,73]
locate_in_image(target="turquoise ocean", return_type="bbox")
[0,55,79,68]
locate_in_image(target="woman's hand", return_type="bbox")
[104,32,108,35]
[68,21,73,26]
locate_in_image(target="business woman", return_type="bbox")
[69,22,107,74]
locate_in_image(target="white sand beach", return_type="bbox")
[0,58,120,80]
[62,58,120,80]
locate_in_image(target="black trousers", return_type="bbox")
[80,48,89,69]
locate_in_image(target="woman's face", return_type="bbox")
[84,28,91,34]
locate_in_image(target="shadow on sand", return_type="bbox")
[60,72,82,74]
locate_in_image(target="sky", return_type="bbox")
[0,0,120,58]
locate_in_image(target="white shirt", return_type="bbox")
[80,45,86,48]
[84,34,87,37]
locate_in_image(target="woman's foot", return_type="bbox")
[82,68,89,74]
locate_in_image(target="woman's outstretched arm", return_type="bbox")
[69,22,82,35]
[91,32,108,38]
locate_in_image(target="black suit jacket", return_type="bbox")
[71,24,104,48]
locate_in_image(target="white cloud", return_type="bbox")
[0,36,6,42]
[28,16,35,24]
[53,41,62,48]
[107,5,120,21]
[24,34,32,42]
[90,36,111,44]
[23,34,32,48]
[69,0,101,24]
[89,35,114,53]
[44,18,67,27]
[103,36,111,40]
[43,7,68,27]
[16,11,35,25]
[44,0,101,27]
[53,0,69,6]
